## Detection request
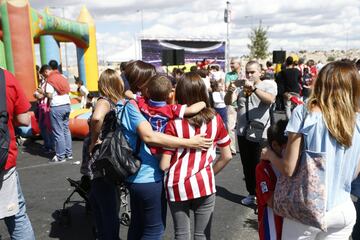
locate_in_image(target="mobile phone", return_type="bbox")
[233,79,246,87]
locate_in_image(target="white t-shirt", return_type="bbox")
[46,83,70,107]
[79,85,89,108]
[212,91,226,108]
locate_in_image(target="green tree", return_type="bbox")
[247,23,269,60]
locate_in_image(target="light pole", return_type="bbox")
[224,1,231,72]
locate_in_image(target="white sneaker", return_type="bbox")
[241,195,256,206]
[66,154,73,160]
[49,155,66,163]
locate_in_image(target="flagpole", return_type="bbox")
[225,1,231,72]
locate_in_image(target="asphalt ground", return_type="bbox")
[0,138,259,240]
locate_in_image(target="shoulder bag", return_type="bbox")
[273,106,327,231]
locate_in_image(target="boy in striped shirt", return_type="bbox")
[256,120,288,240]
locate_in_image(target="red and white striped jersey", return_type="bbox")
[163,114,230,202]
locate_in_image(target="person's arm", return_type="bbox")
[252,88,276,105]
[183,101,206,117]
[224,83,238,105]
[44,83,54,99]
[136,120,212,150]
[245,80,276,105]
[213,145,232,175]
[261,132,302,176]
[89,99,111,152]
[160,154,172,172]
[125,90,136,99]
[14,112,30,126]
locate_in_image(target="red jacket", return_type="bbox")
[47,70,70,95]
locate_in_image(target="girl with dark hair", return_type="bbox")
[160,72,232,239]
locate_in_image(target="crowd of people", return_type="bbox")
[1,56,360,240]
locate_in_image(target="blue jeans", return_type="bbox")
[4,171,35,240]
[127,181,167,240]
[89,177,120,240]
[50,104,72,160]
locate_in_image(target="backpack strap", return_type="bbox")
[119,99,141,156]
[0,69,6,114]
[98,96,116,109]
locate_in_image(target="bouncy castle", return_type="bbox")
[0,0,98,138]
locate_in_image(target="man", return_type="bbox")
[1,68,35,239]
[276,56,301,119]
[40,61,72,162]
[225,57,243,155]
[225,61,277,205]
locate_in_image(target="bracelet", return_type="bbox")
[252,88,257,93]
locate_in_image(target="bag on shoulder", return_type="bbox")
[243,96,270,143]
[273,106,327,231]
[92,100,141,184]
[244,120,265,143]
[0,69,10,171]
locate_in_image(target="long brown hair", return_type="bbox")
[98,69,124,103]
[175,72,215,128]
[124,60,156,93]
[307,61,360,147]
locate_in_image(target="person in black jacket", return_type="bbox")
[275,56,301,119]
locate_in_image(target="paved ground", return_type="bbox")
[0,139,259,240]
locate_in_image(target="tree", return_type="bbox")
[247,23,269,60]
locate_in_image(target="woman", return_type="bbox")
[262,61,360,239]
[88,69,124,240]
[121,61,213,240]
[160,72,232,239]
[90,67,212,240]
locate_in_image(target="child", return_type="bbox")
[85,93,96,110]
[256,119,288,240]
[75,78,89,108]
[132,74,206,154]
[211,80,227,127]
[160,72,232,239]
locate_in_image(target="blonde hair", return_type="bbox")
[98,69,124,103]
[307,61,360,147]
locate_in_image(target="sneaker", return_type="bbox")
[241,195,256,206]
[66,154,73,160]
[49,155,66,163]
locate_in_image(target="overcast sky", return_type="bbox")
[30,0,360,63]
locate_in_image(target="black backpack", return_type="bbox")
[92,100,141,184]
[0,69,10,171]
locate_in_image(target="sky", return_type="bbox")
[30,0,360,64]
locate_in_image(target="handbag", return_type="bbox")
[273,106,327,231]
[243,96,270,143]
[92,100,141,184]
